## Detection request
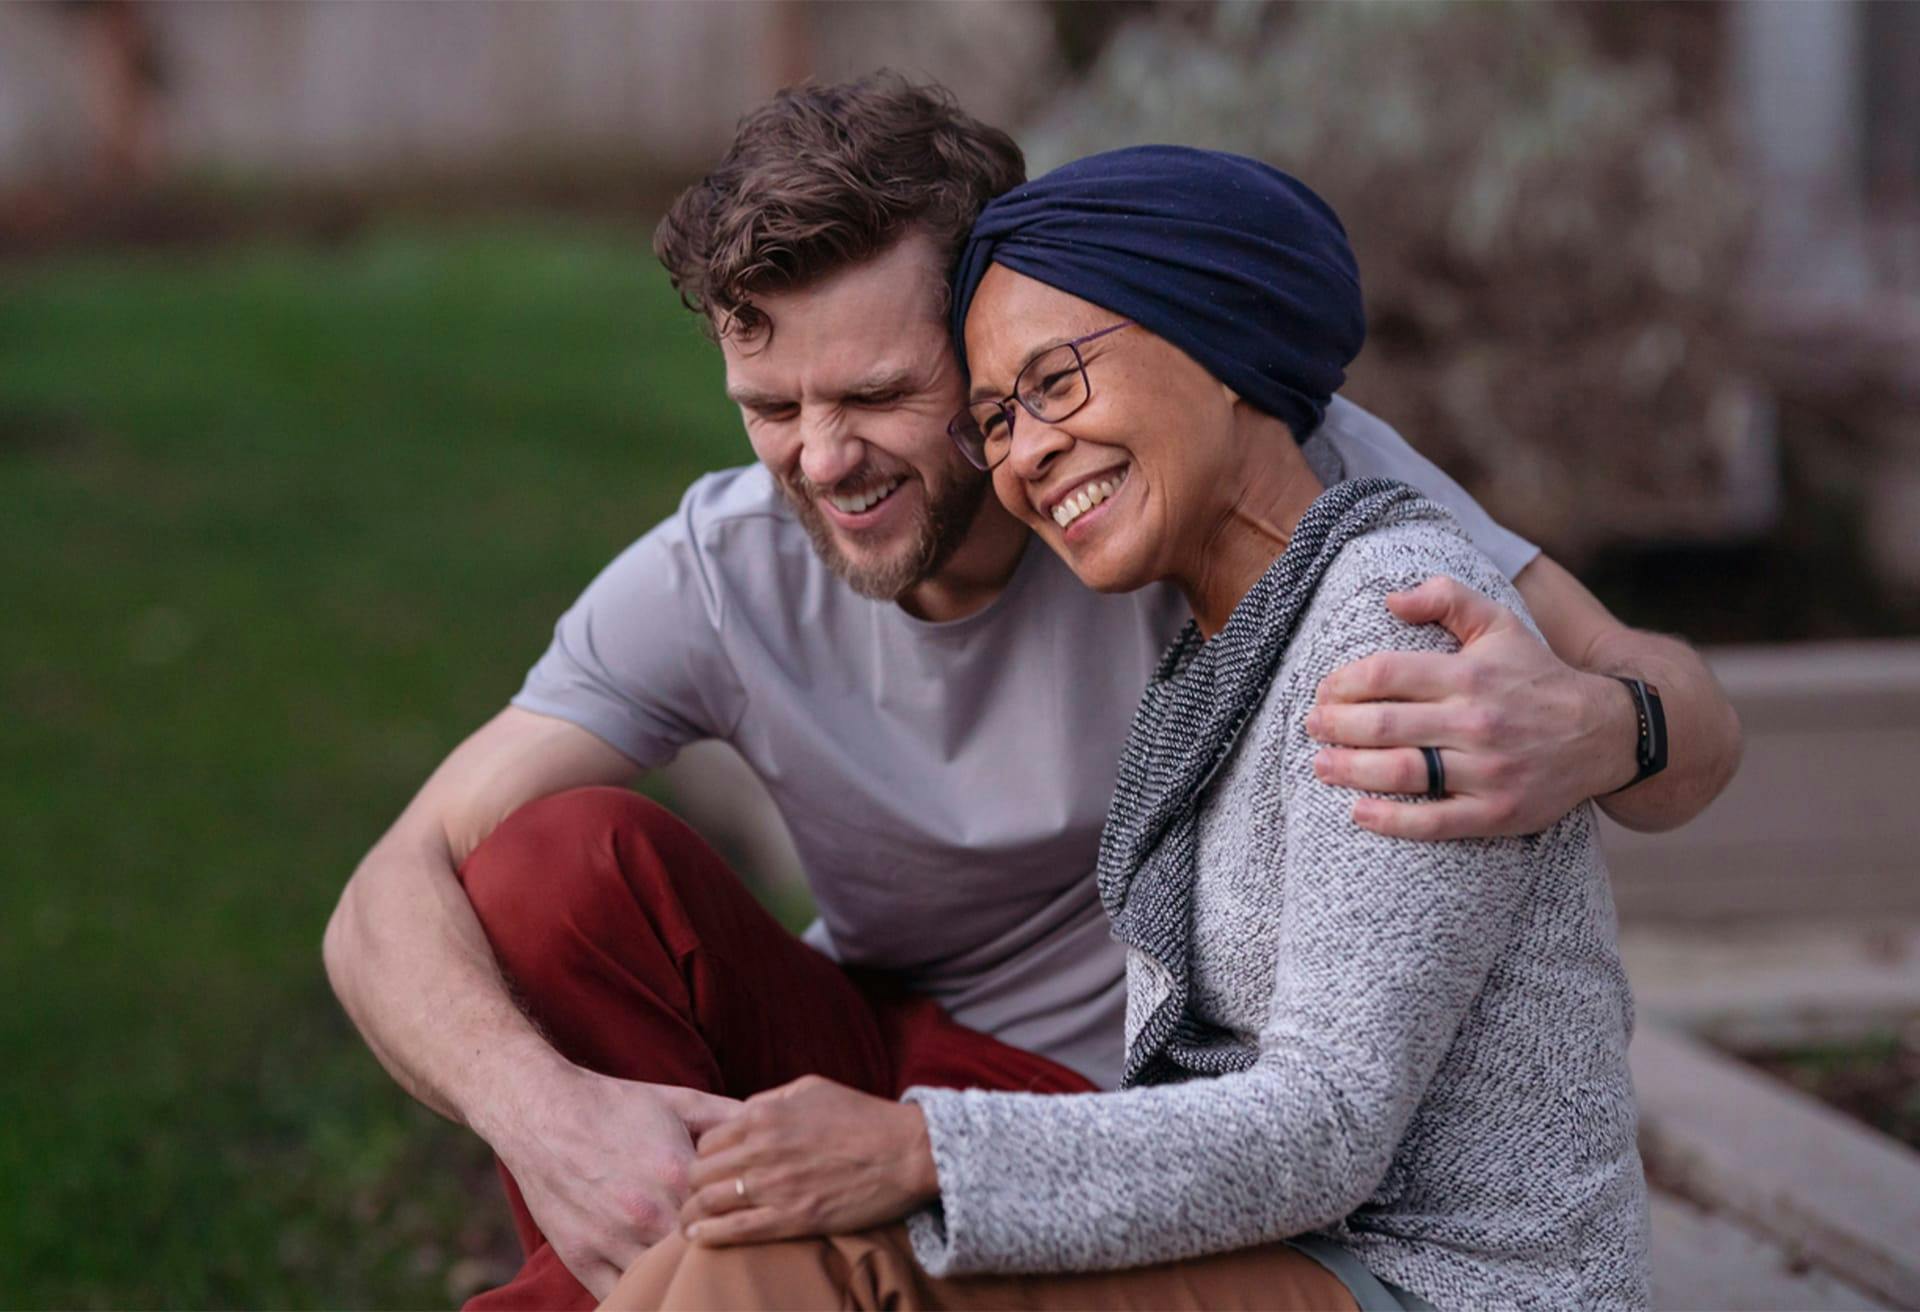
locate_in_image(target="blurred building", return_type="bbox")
[0,2,1052,193]
[2,0,1915,601]
[1738,2,1920,308]
[1733,1,1920,590]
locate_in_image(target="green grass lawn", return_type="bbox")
[0,219,747,1308]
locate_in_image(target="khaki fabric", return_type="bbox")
[601,1224,1358,1312]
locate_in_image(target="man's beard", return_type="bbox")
[782,466,990,601]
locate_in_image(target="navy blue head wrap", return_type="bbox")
[951,145,1364,441]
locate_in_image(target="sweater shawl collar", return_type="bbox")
[1096,477,1438,1087]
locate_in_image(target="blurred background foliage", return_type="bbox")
[1025,1,1918,642]
[2,227,736,1305]
[2,1,1917,1307]
[1032,3,1758,558]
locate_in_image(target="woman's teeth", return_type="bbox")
[1053,475,1123,529]
[829,478,904,515]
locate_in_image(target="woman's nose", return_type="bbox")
[1007,414,1072,482]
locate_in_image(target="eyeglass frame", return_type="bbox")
[947,320,1135,471]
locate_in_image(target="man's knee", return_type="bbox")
[457,786,696,967]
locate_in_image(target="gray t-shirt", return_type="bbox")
[511,397,1537,1088]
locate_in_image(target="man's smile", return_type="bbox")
[820,475,911,530]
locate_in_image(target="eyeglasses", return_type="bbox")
[947,321,1134,471]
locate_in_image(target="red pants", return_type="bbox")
[456,787,1098,1311]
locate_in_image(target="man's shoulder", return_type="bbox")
[636,464,822,582]
[1314,396,1429,482]
[674,464,800,543]
[1313,396,1541,583]
[569,464,819,631]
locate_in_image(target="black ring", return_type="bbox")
[1420,746,1446,800]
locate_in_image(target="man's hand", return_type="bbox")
[1307,576,1635,840]
[486,1066,741,1300]
[679,1075,938,1247]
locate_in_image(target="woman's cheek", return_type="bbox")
[991,467,1035,527]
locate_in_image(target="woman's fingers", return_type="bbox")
[656,1084,745,1138]
[692,1109,751,1159]
[693,1080,813,1158]
[745,1075,814,1104]
[679,1171,758,1226]
[686,1141,754,1193]
[684,1205,791,1247]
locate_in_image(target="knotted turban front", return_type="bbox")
[950,145,1365,441]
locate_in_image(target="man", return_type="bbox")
[324,75,1741,1309]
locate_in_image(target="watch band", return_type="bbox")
[1605,676,1668,794]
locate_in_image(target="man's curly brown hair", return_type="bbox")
[653,73,1025,339]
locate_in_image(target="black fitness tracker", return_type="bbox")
[1605,676,1668,794]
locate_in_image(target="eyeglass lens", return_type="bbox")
[959,343,1088,467]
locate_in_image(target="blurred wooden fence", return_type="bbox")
[0,1,1052,192]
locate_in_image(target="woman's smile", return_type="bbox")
[1043,463,1131,536]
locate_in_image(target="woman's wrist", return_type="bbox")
[896,1101,941,1204]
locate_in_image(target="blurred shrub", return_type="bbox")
[1025,1,1759,562]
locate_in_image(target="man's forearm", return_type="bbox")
[1514,554,1743,834]
[322,830,568,1141]
[1577,628,1742,834]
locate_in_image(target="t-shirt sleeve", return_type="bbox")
[1319,400,1541,581]
[510,480,748,769]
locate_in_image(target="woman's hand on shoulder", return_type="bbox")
[679,1075,939,1246]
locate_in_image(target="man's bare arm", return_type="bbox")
[1307,555,1742,839]
[324,708,635,1123]
[1515,555,1742,832]
[322,708,738,1297]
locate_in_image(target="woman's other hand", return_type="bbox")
[679,1075,939,1245]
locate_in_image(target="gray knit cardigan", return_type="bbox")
[903,512,1650,1311]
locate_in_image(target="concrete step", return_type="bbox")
[1622,918,1920,1048]
[1651,1191,1889,1311]
[1633,1023,1920,1308]
[1604,639,1920,924]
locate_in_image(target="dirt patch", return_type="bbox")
[0,406,95,459]
[1745,1029,1920,1152]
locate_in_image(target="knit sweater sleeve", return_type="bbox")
[902,550,1548,1277]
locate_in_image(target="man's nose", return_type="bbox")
[797,406,862,488]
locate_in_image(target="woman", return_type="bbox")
[606,147,1649,1311]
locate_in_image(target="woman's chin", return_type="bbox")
[1021,510,1156,594]
[1061,548,1152,596]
